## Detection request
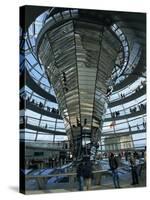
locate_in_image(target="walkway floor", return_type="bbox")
[26,167,146,194]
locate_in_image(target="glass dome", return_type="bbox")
[20,8,146,152]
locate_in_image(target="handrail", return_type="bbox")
[20,121,146,138]
[101,129,146,137]
[102,122,146,134]
[22,84,146,111]
[20,68,57,103]
[113,47,146,92]
[20,113,145,128]
[106,97,146,116]
[20,97,146,123]
[104,109,146,122]
[25,161,145,180]
[24,100,62,120]
[108,85,146,108]
[25,169,109,179]
[20,123,66,136]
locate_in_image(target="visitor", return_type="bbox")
[118,153,122,164]
[115,111,120,117]
[137,159,143,177]
[82,159,93,190]
[39,102,43,108]
[31,99,35,104]
[133,151,139,159]
[129,124,131,132]
[76,162,84,191]
[47,106,50,111]
[124,151,128,162]
[106,88,111,96]
[51,108,55,113]
[109,153,120,188]
[112,112,115,119]
[129,154,139,185]
[143,121,146,129]
[45,123,47,129]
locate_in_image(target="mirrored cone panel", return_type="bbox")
[36,13,121,160]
